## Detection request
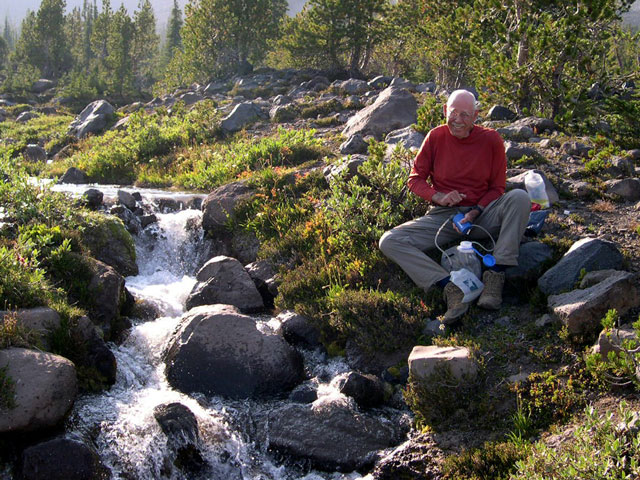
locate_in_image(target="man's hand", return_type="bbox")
[432,191,466,206]
[452,208,481,234]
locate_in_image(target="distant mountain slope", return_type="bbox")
[2,0,308,27]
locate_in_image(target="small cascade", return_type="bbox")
[61,186,389,480]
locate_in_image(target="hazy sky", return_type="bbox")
[1,0,308,28]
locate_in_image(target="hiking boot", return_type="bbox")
[477,270,505,310]
[442,282,469,324]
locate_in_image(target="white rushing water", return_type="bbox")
[64,194,369,480]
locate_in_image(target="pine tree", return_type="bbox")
[280,0,389,75]
[132,0,159,92]
[165,0,183,59]
[180,0,288,78]
[105,4,134,97]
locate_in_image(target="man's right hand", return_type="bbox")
[432,191,467,207]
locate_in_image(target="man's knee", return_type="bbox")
[379,230,396,255]
[505,188,531,214]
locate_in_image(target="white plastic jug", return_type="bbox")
[441,241,482,279]
[450,268,484,303]
[524,171,550,209]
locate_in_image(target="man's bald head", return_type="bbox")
[444,90,479,139]
[446,90,478,111]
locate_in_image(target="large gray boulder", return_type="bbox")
[0,348,77,432]
[87,257,127,339]
[220,102,262,132]
[538,238,624,295]
[23,144,47,162]
[165,304,304,399]
[0,307,60,350]
[605,178,640,202]
[68,100,115,139]
[21,437,110,480]
[548,270,639,336]
[59,167,90,184]
[30,79,56,94]
[505,242,554,294]
[81,216,138,277]
[201,181,254,232]
[185,255,264,312]
[342,86,418,140]
[262,397,404,471]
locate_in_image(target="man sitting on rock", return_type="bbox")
[379,89,531,324]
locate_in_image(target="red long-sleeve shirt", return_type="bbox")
[408,124,506,208]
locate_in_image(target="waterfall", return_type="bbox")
[64,195,367,480]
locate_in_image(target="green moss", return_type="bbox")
[0,366,16,410]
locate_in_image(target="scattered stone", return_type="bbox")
[538,238,624,295]
[186,255,264,312]
[504,141,539,161]
[561,141,592,157]
[117,189,137,210]
[245,259,279,302]
[342,86,418,140]
[488,105,516,121]
[201,181,254,231]
[179,92,204,106]
[368,75,393,89]
[165,304,304,398]
[334,78,369,95]
[0,307,60,350]
[505,241,554,290]
[16,111,39,123]
[389,77,416,90]
[87,257,127,339]
[59,167,90,184]
[548,270,639,336]
[370,432,443,480]
[23,144,47,162]
[262,397,404,471]
[323,154,367,183]
[384,126,425,159]
[220,102,262,132]
[538,138,560,149]
[30,79,56,94]
[511,116,557,134]
[269,104,298,123]
[408,345,478,381]
[605,178,640,202]
[275,310,322,349]
[71,315,117,385]
[535,314,556,328]
[68,100,115,139]
[497,125,534,141]
[593,324,637,358]
[289,384,318,404]
[0,348,77,432]
[21,437,110,480]
[332,371,386,408]
[415,82,436,93]
[340,133,369,154]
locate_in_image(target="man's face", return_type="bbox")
[444,97,478,139]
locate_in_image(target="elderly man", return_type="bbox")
[379,90,530,323]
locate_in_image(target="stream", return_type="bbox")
[54,184,398,480]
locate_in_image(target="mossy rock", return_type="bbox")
[81,212,138,277]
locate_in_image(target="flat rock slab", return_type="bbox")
[0,348,77,432]
[408,345,477,381]
[548,270,639,336]
[538,238,624,295]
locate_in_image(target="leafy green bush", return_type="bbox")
[414,94,444,134]
[0,245,50,309]
[511,403,640,479]
[601,94,640,150]
[176,127,325,191]
[512,369,587,430]
[585,309,640,391]
[442,441,527,480]
[328,288,425,353]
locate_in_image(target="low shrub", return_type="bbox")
[442,441,527,480]
[511,402,640,479]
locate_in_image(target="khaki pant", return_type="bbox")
[379,189,531,290]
